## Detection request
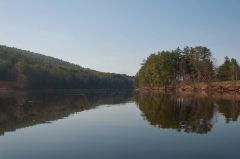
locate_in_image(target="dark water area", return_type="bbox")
[0,90,240,159]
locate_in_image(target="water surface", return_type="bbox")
[0,90,239,159]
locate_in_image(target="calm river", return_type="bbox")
[0,90,239,159]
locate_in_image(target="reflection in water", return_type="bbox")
[135,91,240,134]
[1,90,240,136]
[217,94,240,122]
[0,90,133,136]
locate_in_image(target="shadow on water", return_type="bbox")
[134,91,240,134]
[0,90,134,136]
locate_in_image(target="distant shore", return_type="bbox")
[0,81,134,91]
[135,80,240,93]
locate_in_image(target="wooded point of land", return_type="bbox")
[135,46,240,92]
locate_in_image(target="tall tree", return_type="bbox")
[218,56,231,81]
[230,58,239,89]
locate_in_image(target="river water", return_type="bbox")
[0,90,239,159]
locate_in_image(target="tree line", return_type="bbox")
[135,46,240,90]
[0,45,133,89]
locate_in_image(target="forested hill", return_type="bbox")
[0,45,133,89]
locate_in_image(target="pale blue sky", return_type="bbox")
[1,0,240,75]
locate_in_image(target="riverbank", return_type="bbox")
[0,81,21,90]
[135,80,240,92]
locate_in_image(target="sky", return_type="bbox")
[0,0,240,76]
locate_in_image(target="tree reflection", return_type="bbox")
[216,93,240,123]
[135,91,240,134]
[0,90,133,136]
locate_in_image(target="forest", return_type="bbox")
[134,46,240,91]
[0,45,133,89]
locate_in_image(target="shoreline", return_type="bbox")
[135,81,240,93]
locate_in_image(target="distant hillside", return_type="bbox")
[0,45,133,89]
